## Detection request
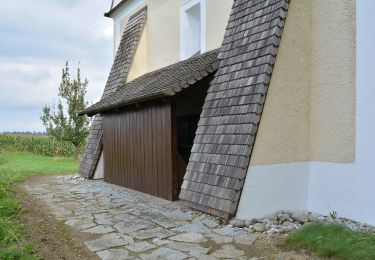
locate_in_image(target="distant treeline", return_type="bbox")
[0,134,75,157]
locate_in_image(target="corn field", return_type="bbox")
[0,134,75,157]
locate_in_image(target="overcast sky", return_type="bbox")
[0,1,113,132]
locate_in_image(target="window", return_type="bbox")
[180,0,206,60]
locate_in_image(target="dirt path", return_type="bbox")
[16,176,98,260]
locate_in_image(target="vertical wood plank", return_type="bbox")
[102,102,176,201]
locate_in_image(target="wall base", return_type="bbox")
[236,161,375,226]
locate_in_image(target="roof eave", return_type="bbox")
[79,92,169,117]
[104,0,128,18]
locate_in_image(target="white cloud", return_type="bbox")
[0,0,113,132]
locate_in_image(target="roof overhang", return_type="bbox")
[80,49,219,117]
[104,0,129,18]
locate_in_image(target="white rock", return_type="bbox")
[250,218,259,225]
[253,223,266,232]
[291,211,309,223]
[245,219,252,227]
[277,214,289,224]
[230,219,245,228]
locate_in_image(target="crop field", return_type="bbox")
[0,134,75,157]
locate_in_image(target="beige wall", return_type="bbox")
[127,26,148,82]
[250,0,312,164]
[310,0,356,162]
[113,0,232,76]
[251,0,356,165]
[206,0,233,51]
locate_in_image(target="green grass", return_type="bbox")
[0,151,78,259]
[285,223,375,259]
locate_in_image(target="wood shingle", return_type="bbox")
[78,7,147,178]
[80,49,219,116]
[179,0,289,218]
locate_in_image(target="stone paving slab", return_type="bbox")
[84,233,134,252]
[97,248,131,260]
[23,175,264,260]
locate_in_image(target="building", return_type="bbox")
[79,0,375,225]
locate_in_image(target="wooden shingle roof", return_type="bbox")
[78,7,147,178]
[179,0,290,218]
[80,49,219,116]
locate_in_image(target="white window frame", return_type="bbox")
[180,0,207,60]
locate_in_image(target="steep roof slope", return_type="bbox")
[80,49,220,116]
[179,0,290,218]
[78,7,147,178]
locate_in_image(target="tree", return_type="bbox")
[41,62,90,159]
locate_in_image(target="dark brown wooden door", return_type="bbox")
[102,102,175,200]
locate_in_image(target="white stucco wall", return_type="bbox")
[309,0,375,225]
[93,151,104,179]
[236,163,310,219]
[237,0,375,226]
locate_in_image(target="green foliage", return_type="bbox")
[0,134,75,157]
[41,61,90,158]
[285,223,375,259]
[329,210,338,220]
[0,151,78,259]
[0,246,38,260]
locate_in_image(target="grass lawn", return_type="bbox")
[285,223,375,259]
[0,151,78,259]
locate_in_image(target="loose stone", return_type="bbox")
[291,211,309,223]
[250,218,260,225]
[277,214,289,224]
[229,218,245,228]
[253,223,266,232]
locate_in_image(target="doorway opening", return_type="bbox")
[172,75,213,198]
